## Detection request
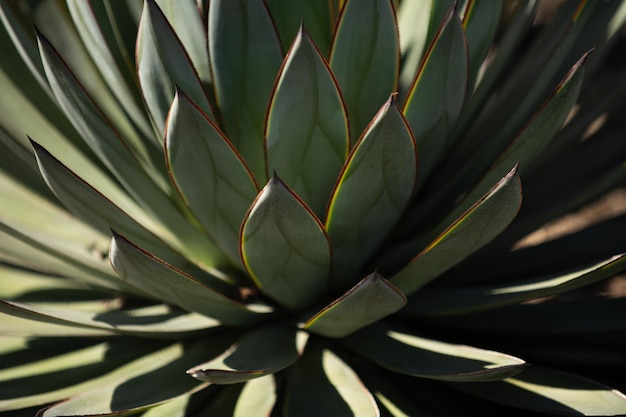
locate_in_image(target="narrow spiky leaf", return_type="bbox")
[240,176,331,311]
[265,27,349,217]
[403,5,468,185]
[343,323,526,382]
[391,166,522,295]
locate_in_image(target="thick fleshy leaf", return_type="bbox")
[110,233,268,325]
[137,0,214,137]
[0,300,222,338]
[141,394,192,417]
[451,366,626,416]
[265,27,349,217]
[265,0,333,54]
[462,0,502,89]
[330,0,399,141]
[406,254,626,316]
[304,272,406,338]
[396,0,432,96]
[240,176,331,311]
[154,0,212,87]
[37,339,234,417]
[344,323,526,382]
[32,141,223,270]
[285,341,379,417]
[187,324,308,384]
[66,0,153,141]
[391,166,522,295]
[166,91,259,267]
[0,339,167,412]
[402,6,467,185]
[208,0,283,180]
[325,95,417,285]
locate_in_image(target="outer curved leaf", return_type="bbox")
[406,254,626,316]
[462,0,502,88]
[285,341,379,417]
[330,0,399,141]
[402,6,468,185]
[240,176,331,311]
[194,376,277,417]
[187,324,308,384]
[31,141,222,270]
[36,339,234,417]
[110,233,268,325]
[452,367,626,416]
[304,272,406,338]
[343,323,526,382]
[396,0,432,96]
[166,91,259,267]
[0,300,221,338]
[325,95,417,285]
[208,0,283,180]
[137,0,214,137]
[265,27,349,217]
[391,166,522,295]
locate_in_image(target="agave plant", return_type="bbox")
[1,0,626,415]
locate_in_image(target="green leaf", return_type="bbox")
[154,0,212,88]
[0,339,167,412]
[343,323,526,382]
[396,0,432,97]
[240,176,331,311]
[304,272,406,338]
[451,366,626,416]
[265,0,333,54]
[330,0,399,141]
[166,91,259,267]
[265,27,349,217]
[0,300,222,338]
[65,0,153,141]
[137,0,214,137]
[462,0,502,89]
[208,0,283,180]
[403,5,468,185]
[405,254,626,316]
[391,166,522,295]
[38,339,233,417]
[32,141,223,271]
[110,232,268,325]
[325,95,417,285]
[233,376,277,417]
[284,341,379,417]
[187,324,308,384]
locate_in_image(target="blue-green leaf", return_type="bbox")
[325,95,417,285]
[452,366,626,416]
[265,27,349,217]
[208,0,283,180]
[462,0,502,89]
[166,91,259,267]
[391,166,522,295]
[110,233,268,325]
[344,323,526,382]
[187,324,307,384]
[303,272,406,338]
[330,0,399,141]
[137,0,214,138]
[240,176,331,311]
[403,5,468,185]
[405,254,626,316]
